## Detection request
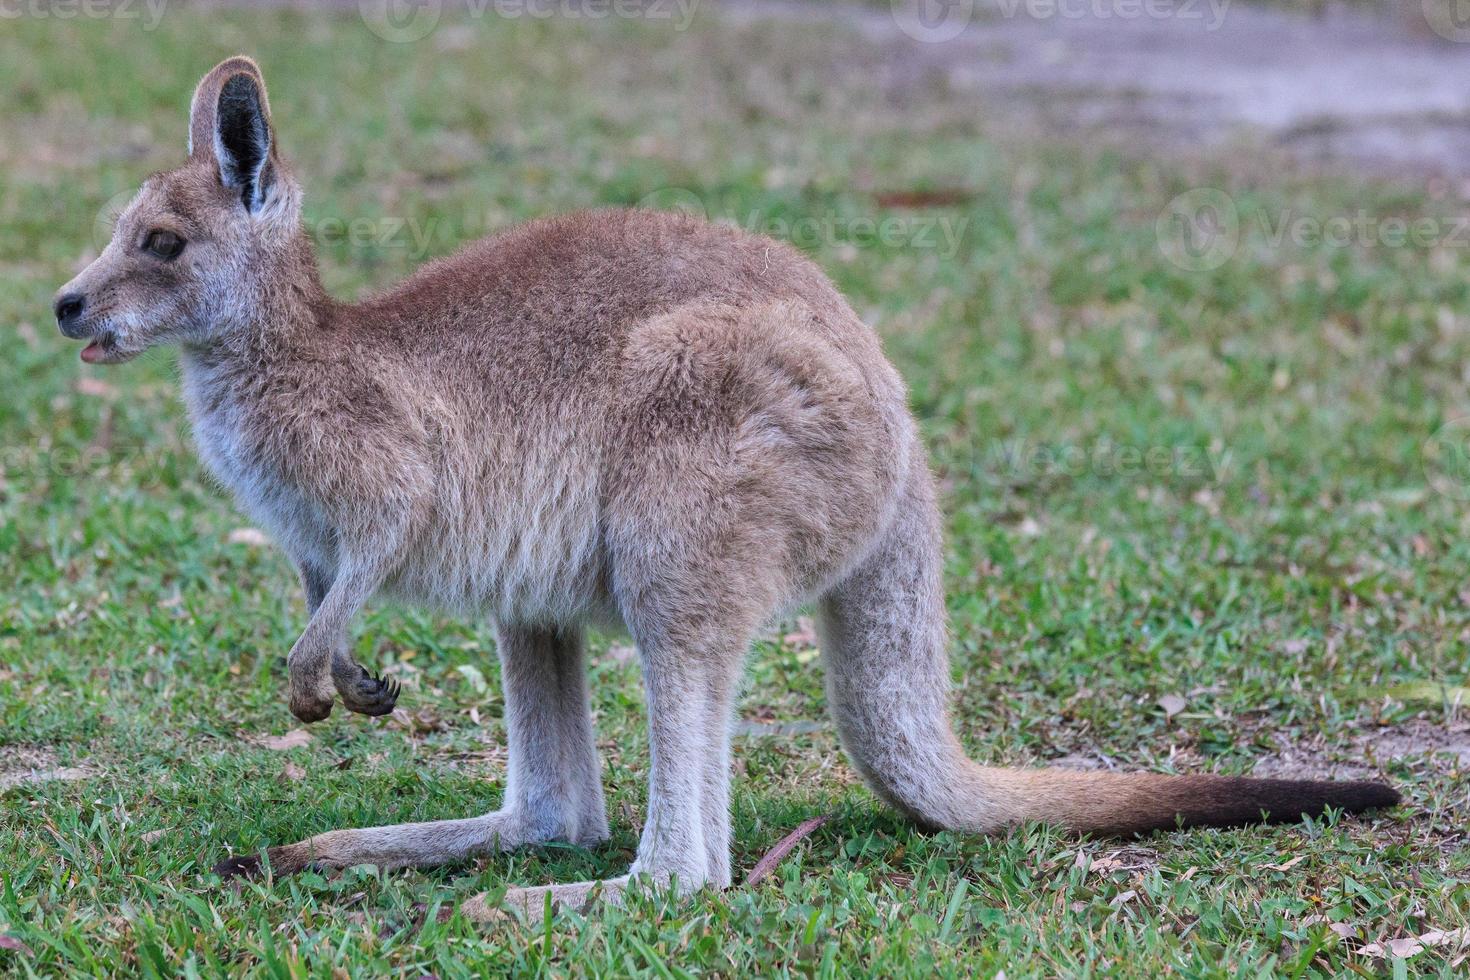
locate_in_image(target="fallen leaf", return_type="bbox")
[252,729,312,751]
[1361,926,1470,959]
[455,664,488,695]
[744,814,833,886]
[390,708,445,735]
[782,617,819,651]
[1110,890,1137,908]
[141,829,167,843]
[0,935,33,956]
[1265,854,1306,872]
[281,761,306,782]
[605,644,637,664]
[76,377,116,398]
[1157,694,1187,718]
[227,527,270,547]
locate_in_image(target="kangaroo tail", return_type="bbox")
[816,462,1398,835]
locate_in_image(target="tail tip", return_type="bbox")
[1341,780,1400,813]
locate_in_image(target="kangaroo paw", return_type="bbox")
[334,662,400,716]
[289,692,334,724]
[214,844,316,879]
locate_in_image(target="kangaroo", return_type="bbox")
[55,57,1398,918]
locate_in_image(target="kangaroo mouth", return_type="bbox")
[80,332,122,364]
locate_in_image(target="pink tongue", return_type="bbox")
[80,342,103,363]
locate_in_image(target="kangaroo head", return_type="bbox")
[55,57,304,364]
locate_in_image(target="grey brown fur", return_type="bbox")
[57,58,1398,918]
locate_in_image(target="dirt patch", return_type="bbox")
[1252,719,1470,781]
[0,745,94,792]
[724,0,1470,178]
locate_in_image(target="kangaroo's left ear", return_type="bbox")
[188,56,279,214]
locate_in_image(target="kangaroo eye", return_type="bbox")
[143,230,185,260]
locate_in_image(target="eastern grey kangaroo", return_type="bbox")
[55,57,1397,918]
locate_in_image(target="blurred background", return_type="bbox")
[3,0,1470,974]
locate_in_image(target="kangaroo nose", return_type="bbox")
[55,293,87,335]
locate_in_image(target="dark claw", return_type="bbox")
[337,664,401,716]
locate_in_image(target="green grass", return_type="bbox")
[2,6,1468,977]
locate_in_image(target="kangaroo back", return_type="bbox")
[817,462,1399,834]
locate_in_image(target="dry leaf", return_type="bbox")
[76,377,116,398]
[141,829,167,844]
[1157,694,1186,718]
[281,761,307,782]
[455,664,488,695]
[1110,890,1137,908]
[782,617,819,650]
[1361,927,1470,959]
[1301,914,1358,940]
[0,935,33,956]
[227,527,270,547]
[606,644,637,664]
[252,729,312,751]
[390,708,445,735]
[1265,854,1306,871]
[744,813,833,886]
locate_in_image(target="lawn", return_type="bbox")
[2,3,1468,976]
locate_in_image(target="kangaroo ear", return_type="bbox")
[188,57,278,213]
